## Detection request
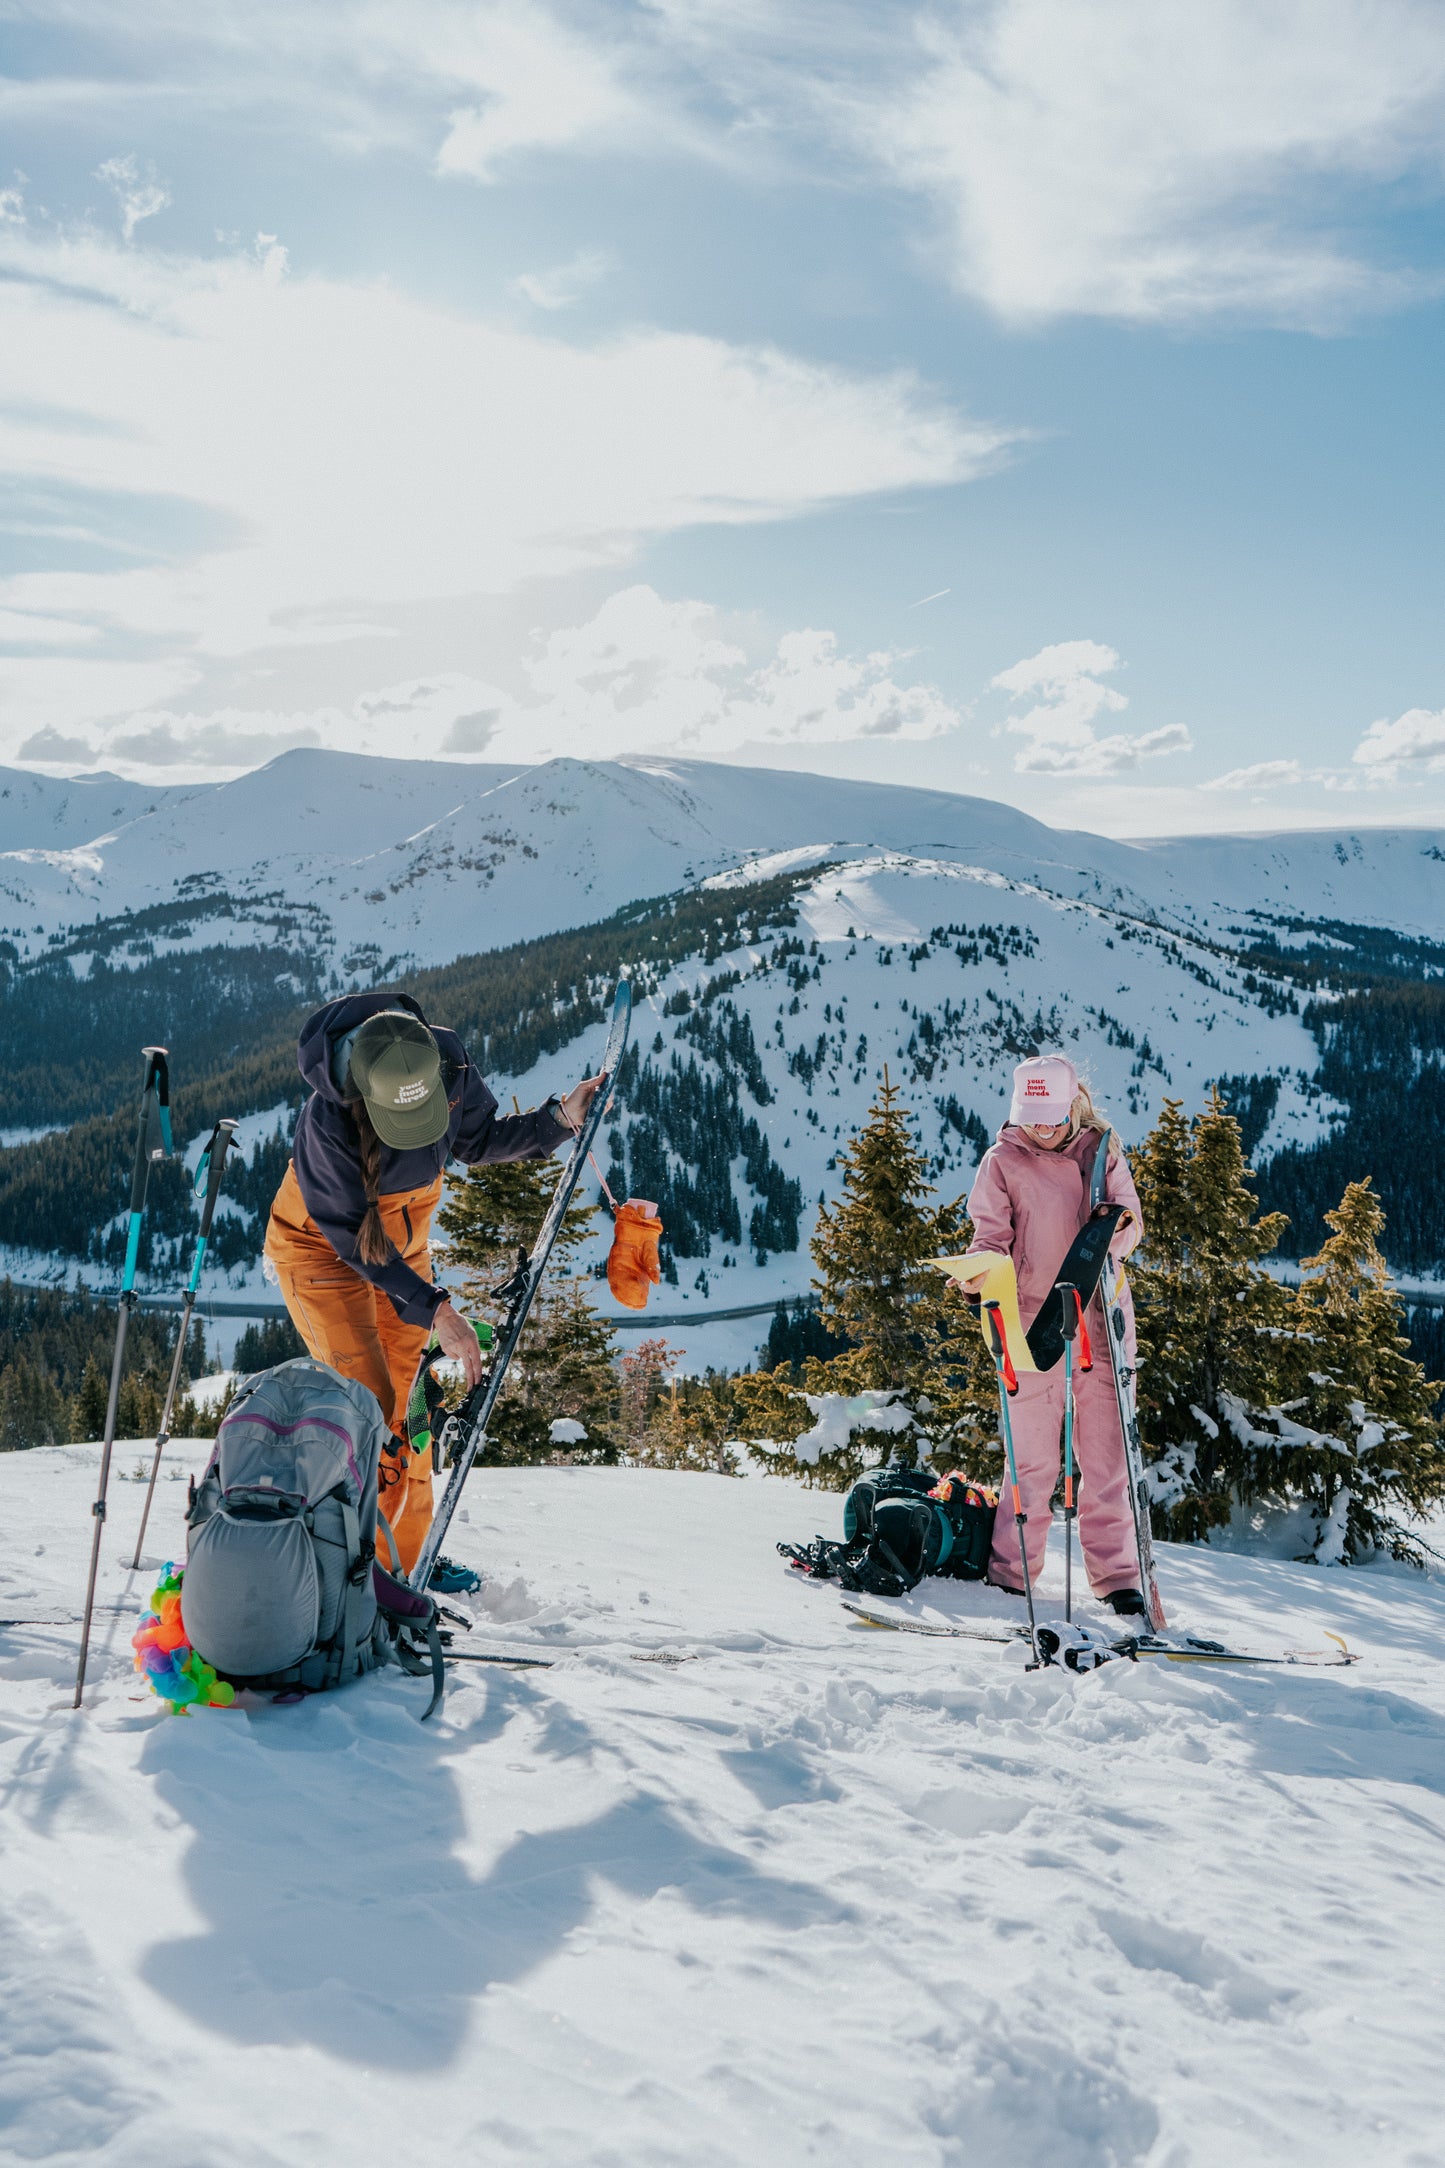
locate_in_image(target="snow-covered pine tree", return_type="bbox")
[1279,1179,1445,1564]
[737,1072,995,1487]
[1131,1093,1292,1541]
[435,1160,618,1462]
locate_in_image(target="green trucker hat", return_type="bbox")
[346,1011,449,1149]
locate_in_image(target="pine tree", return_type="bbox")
[737,1074,994,1487]
[435,1160,617,1463]
[0,1355,69,1451]
[71,1354,111,1443]
[1131,1093,1292,1541]
[1280,1180,1445,1563]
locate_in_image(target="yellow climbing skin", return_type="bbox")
[929,1252,1038,1374]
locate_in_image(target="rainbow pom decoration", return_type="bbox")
[132,1564,235,1714]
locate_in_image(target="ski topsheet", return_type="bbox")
[1089,1133,1168,1633]
[410,981,633,1595]
[1025,1206,1124,1372]
[840,1599,1359,1667]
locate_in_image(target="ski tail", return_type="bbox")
[1089,1133,1167,1633]
[410,982,632,1593]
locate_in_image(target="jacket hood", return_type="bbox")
[296,992,431,1104]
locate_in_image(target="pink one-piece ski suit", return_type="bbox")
[965,1125,1144,1598]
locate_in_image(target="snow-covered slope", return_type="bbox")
[499,849,1328,1355]
[0,768,193,854]
[4,1446,1442,2166]
[8,749,1445,970]
[1137,825,1445,938]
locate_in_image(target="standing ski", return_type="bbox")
[74,1047,173,1708]
[130,1116,238,1570]
[410,982,632,1594]
[1089,1131,1167,1632]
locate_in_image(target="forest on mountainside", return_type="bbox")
[0,871,813,1265]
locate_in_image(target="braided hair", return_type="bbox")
[348,1099,398,1266]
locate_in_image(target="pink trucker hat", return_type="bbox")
[1010,1055,1079,1127]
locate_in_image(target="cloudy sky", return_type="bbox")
[2,0,1445,834]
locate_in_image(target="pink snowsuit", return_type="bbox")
[965,1126,1144,1598]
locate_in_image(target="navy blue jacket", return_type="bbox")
[290,992,570,1324]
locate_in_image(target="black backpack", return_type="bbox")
[780,1465,998,1599]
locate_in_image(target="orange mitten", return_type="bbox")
[608,1198,663,1310]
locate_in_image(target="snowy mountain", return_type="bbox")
[8,748,1445,972]
[5,748,1445,1368]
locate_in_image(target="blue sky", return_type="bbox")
[2,0,1444,834]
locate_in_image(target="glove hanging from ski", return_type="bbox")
[608,1198,663,1309]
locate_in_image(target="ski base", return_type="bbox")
[841,1601,1359,1668]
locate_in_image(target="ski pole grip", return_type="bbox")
[199,1118,239,1225]
[1058,1282,1077,1340]
[1075,1291,1093,1371]
[984,1302,1019,1395]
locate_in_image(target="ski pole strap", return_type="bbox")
[554,1087,618,1211]
[984,1302,1019,1395]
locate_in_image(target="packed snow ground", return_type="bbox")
[4,1445,1444,2166]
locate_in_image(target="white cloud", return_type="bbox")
[852,0,1445,325]
[95,154,171,242]
[1352,706,1445,777]
[432,7,641,179]
[516,587,962,758]
[1206,759,1304,791]
[0,215,1007,755]
[44,588,966,778]
[19,2,1445,327]
[511,248,612,310]
[993,639,1192,775]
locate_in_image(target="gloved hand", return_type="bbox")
[608,1198,663,1310]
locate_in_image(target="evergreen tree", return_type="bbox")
[617,1341,740,1473]
[1280,1180,1445,1563]
[0,1355,69,1451]
[737,1074,994,1487]
[1131,1094,1292,1541]
[1132,1096,1445,1561]
[71,1355,111,1443]
[435,1160,617,1463]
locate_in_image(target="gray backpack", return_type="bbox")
[183,1358,443,1714]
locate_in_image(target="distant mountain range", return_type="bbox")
[3,751,1445,1362]
[6,749,1445,974]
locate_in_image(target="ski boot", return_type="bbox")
[1104,1587,1147,1617]
[1035,1619,1115,1672]
[431,1556,482,1596]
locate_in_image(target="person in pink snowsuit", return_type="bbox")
[962,1055,1148,1612]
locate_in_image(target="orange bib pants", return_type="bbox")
[264,1162,443,1575]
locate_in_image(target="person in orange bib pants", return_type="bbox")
[264,993,600,1583]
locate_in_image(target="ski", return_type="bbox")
[842,1600,1020,1645]
[441,1648,554,1670]
[841,1600,1358,1667]
[410,981,633,1595]
[1025,1206,1123,1372]
[1089,1132,1168,1632]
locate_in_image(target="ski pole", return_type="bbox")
[984,1299,1042,1669]
[1058,1281,1080,1623]
[75,1047,173,1708]
[130,1116,237,1571]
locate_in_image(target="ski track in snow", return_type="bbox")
[3,1446,1444,2166]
